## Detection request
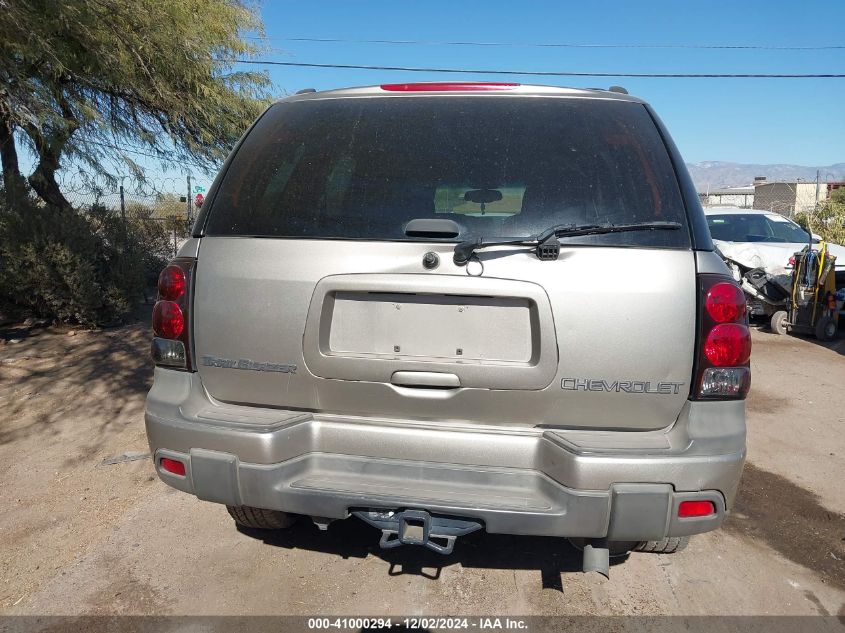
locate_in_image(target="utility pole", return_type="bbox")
[119,183,126,221]
[119,176,128,245]
[815,169,821,207]
[186,174,192,226]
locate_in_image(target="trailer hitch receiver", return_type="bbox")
[353,508,483,555]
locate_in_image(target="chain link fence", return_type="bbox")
[700,195,806,221]
[58,171,212,258]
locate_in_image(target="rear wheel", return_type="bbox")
[635,536,689,554]
[770,310,788,335]
[226,505,298,529]
[814,316,837,341]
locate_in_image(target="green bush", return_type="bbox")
[795,200,845,246]
[91,202,174,290]
[0,196,169,326]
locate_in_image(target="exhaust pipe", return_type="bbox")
[582,538,610,578]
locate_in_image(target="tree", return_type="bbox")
[0,0,271,211]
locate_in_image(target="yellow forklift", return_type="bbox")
[770,242,838,341]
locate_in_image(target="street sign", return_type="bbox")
[193,185,205,194]
[195,193,204,208]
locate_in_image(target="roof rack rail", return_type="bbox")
[295,88,317,94]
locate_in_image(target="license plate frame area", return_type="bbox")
[302,274,558,390]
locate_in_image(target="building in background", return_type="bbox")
[699,177,845,216]
[752,178,845,216]
[753,179,817,215]
[699,185,755,208]
[827,182,845,197]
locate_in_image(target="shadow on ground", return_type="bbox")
[238,518,627,591]
[0,307,153,455]
[725,461,845,597]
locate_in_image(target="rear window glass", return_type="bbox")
[708,213,810,243]
[435,184,526,217]
[205,97,689,247]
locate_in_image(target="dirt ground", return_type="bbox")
[1,317,844,619]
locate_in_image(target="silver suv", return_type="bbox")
[145,82,749,574]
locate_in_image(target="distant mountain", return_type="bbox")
[686,161,845,192]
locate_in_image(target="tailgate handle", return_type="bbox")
[390,371,461,389]
[404,218,462,238]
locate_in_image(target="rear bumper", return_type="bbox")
[145,369,746,541]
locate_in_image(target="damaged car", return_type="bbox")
[706,207,845,322]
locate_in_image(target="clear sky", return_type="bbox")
[254,0,845,166]
[22,0,845,195]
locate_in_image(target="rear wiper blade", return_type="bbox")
[453,221,682,265]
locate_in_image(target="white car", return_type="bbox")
[704,207,845,286]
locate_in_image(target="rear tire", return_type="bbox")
[226,505,298,529]
[814,316,837,341]
[635,536,689,554]
[770,310,788,335]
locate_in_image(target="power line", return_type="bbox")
[86,140,212,169]
[248,35,845,51]
[235,59,845,79]
[87,140,171,160]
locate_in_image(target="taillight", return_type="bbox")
[158,265,186,301]
[704,324,751,366]
[152,301,184,338]
[693,274,751,400]
[705,282,746,323]
[151,257,196,371]
[380,82,519,92]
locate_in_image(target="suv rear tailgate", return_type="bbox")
[193,237,695,431]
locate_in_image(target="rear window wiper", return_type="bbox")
[453,221,683,265]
